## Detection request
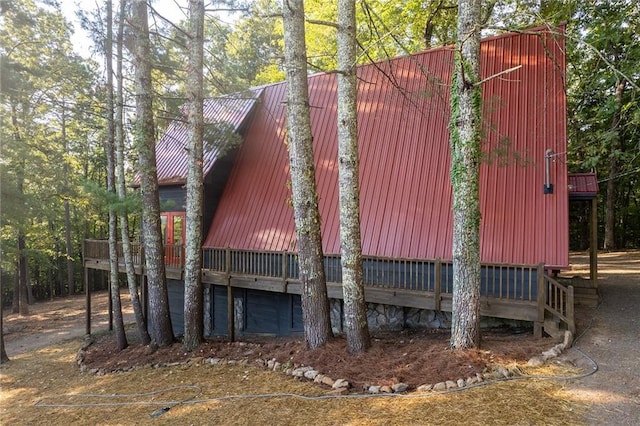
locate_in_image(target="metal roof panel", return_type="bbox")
[204,27,569,268]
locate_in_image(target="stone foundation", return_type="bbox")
[330,299,525,333]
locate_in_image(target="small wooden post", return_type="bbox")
[226,248,234,342]
[434,259,442,311]
[589,197,598,290]
[85,264,91,336]
[282,251,288,291]
[534,263,546,338]
[106,271,113,331]
[567,285,575,335]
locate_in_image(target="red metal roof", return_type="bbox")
[204,27,569,268]
[150,90,262,186]
[568,173,598,199]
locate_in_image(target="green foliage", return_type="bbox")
[0,0,107,296]
[566,0,640,248]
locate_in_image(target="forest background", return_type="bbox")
[1,0,638,307]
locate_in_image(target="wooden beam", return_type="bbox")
[590,197,598,290]
[85,266,91,336]
[226,248,234,342]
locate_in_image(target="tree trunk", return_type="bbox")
[337,0,370,354]
[106,0,127,350]
[12,263,19,314]
[603,79,626,250]
[0,273,9,363]
[183,0,205,352]
[131,0,174,346]
[449,0,482,350]
[62,104,75,296]
[17,232,29,316]
[115,0,150,346]
[282,0,333,349]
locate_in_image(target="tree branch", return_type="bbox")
[476,65,522,86]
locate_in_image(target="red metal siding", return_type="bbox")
[205,28,569,268]
[153,90,261,186]
[568,173,598,198]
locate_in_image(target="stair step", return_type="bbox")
[574,287,598,295]
[575,298,598,307]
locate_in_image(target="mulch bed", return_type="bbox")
[83,326,555,390]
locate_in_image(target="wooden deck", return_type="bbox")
[83,240,574,337]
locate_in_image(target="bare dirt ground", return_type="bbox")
[3,290,134,358]
[1,251,637,424]
[558,250,640,425]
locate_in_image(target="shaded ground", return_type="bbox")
[3,290,133,357]
[559,250,640,425]
[2,251,638,424]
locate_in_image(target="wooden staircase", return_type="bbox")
[557,276,599,308]
[541,273,576,339]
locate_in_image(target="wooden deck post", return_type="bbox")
[534,263,545,338]
[590,197,598,290]
[226,248,234,342]
[434,259,442,311]
[282,251,288,292]
[106,271,113,331]
[567,285,575,335]
[85,264,91,336]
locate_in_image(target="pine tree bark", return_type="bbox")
[62,104,75,296]
[0,272,9,363]
[603,79,626,250]
[282,0,333,349]
[130,0,174,346]
[106,0,127,350]
[183,0,205,352]
[449,0,482,350]
[115,0,150,346]
[337,0,370,354]
[17,232,29,316]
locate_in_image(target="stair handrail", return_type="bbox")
[542,270,575,335]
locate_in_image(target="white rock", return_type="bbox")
[304,370,319,380]
[292,366,314,377]
[368,385,381,394]
[391,383,409,393]
[445,380,457,390]
[380,385,392,393]
[416,384,433,392]
[563,330,574,347]
[320,376,335,387]
[333,378,349,389]
[457,379,466,388]
[433,382,447,391]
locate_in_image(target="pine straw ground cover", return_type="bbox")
[0,330,589,425]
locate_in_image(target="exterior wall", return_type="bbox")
[199,285,524,338]
[167,279,185,336]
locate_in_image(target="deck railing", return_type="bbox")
[186,246,540,303]
[84,239,574,337]
[85,240,541,303]
[84,239,182,269]
[542,272,576,334]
